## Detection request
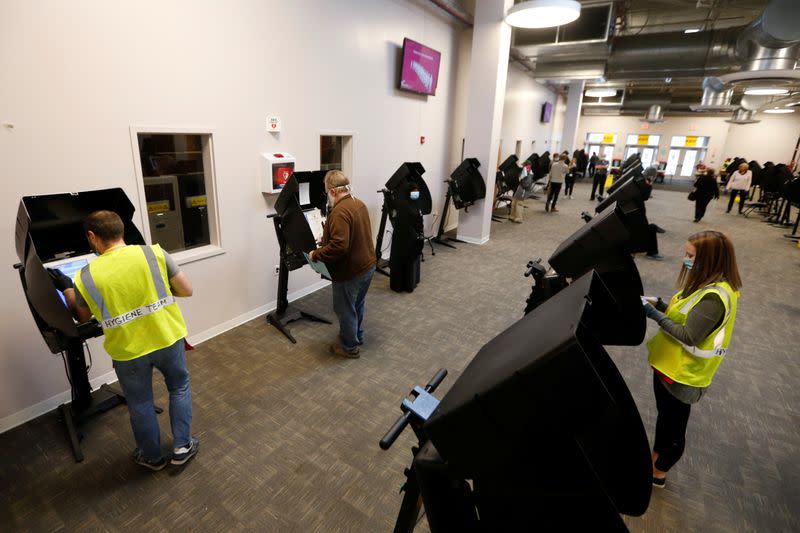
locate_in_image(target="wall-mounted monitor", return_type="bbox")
[541,102,553,123]
[399,38,441,96]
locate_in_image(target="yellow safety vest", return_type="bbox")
[647,281,738,388]
[74,244,187,361]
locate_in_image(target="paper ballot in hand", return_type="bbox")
[303,252,332,280]
[303,208,325,243]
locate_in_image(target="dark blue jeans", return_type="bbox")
[113,338,192,461]
[332,266,375,352]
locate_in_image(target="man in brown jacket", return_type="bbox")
[309,170,376,358]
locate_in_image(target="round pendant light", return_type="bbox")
[585,88,617,98]
[505,0,581,29]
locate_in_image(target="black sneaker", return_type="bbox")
[171,437,200,465]
[652,476,666,489]
[654,225,667,234]
[132,449,168,471]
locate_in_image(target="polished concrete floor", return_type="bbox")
[1,182,798,532]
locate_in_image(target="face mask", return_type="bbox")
[410,191,420,201]
[683,258,694,270]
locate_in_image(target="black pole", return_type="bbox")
[432,182,457,249]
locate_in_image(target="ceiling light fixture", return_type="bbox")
[764,107,795,114]
[505,0,581,29]
[684,28,701,34]
[744,87,789,96]
[585,88,617,98]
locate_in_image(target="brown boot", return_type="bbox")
[330,344,360,359]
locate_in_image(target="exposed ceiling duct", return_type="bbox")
[689,77,737,111]
[605,0,800,81]
[641,104,665,123]
[726,108,761,124]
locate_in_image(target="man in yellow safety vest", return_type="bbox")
[58,210,198,470]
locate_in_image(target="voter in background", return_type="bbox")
[309,171,376,359]
[725,162,752,214]
[53,210,198,471]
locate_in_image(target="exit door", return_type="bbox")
[665,148,707,177]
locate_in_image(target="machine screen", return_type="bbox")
[44,254,94,308]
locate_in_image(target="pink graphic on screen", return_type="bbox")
[400,38,441,96]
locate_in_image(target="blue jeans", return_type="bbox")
[113,338,192,461]
[332,267,375,352]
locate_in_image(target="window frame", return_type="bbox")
[129,125,224,265]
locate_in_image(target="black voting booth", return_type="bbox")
[266,173,331,343]
[374,163,433,292]
[380,271,651,532]
[432,158,486,249]
[380,171,654,530]
[493,155,521,220]
[14,188,145,461]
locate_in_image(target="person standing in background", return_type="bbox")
[692,169,719,223]
[726,163,752,214]
[564,155,577,199]
[545,154,569,212]
[591,156,609,200]
[588,152,598,178]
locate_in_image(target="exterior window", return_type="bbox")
[136,133,216,253]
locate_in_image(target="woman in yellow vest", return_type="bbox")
[642,230,741,488]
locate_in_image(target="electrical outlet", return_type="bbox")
[273,265,280,276]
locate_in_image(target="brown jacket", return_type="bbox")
[315,195,376,281]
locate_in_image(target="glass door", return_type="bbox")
[641,147,655,168]
[680,150,698,177]
[602,145,614,162]
[665,149,681,176]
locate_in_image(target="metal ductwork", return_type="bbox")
[737,0,800,71]
[689,77,736,111]
[641,105,665,123]
[605,0,800,80]
[725,108,760,124]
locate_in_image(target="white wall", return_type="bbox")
[500,66,558,162]
[722,113,800,164]
[0,0,465,429]
[577,113,800,169]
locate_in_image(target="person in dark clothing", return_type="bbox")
[564,156,577,198]
[389,185,424,293]
[692,168,719,222]
[588,152,598,177]
[590,156,608,200]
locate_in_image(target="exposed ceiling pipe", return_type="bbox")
[642,104,665,123]
[689,76,736,111]
[603,0,800,80]
[737,0,800,71]
[726,108,760,124]
[427,0,473,28]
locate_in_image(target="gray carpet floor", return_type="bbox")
[1,182,798,532]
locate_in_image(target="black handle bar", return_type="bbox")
[379,368,447,450]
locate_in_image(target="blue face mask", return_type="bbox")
[410,191,420,201]
[683,258,694,270]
